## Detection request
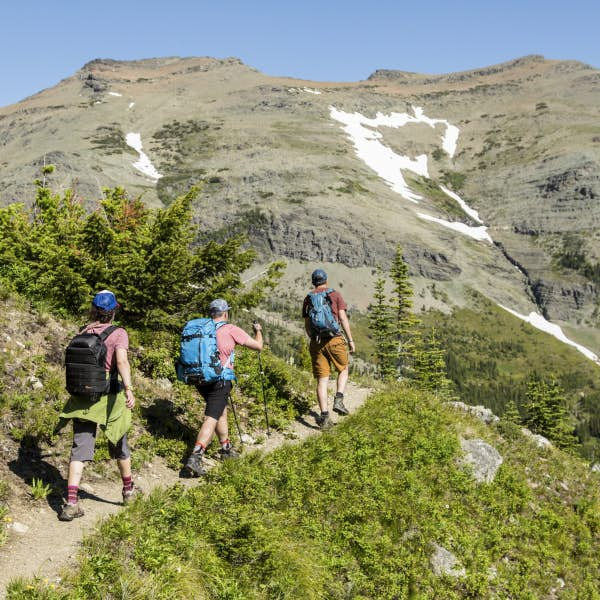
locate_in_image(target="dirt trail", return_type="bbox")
[0,381,371,598]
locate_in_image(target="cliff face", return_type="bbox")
[1,55,600,346]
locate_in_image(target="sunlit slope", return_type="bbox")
[11,387,599,598]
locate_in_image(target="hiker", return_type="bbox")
[58,290,139,521]
[303,269,355,429]
[182,298,263,477]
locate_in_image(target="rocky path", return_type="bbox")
[0,381,371,598]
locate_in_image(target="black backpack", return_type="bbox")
[65,325,119,399]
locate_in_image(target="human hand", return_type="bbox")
[348,340,356,354]
[252,321,262,333]
[125,388,135,409]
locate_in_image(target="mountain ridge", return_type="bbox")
[1,54,600,352]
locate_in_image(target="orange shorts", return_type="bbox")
[309,336,349,378]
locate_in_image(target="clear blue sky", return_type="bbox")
[2,0,599,108]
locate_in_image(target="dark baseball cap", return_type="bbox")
[311,269,327,285]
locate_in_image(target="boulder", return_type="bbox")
[460,438,503,483]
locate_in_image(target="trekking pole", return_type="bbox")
[228,392,245,448]
[257,350,271,436]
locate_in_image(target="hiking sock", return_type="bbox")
[335,392,344,399]
[121,475,133,493]
[67,485,79,505]
[220,439,231,450]
[192,442,206,455]
[321,411,329,417]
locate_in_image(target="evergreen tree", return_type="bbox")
[389,245,420,377]
[502,397,522,425]
[368,270,397,380]
[523,376,577,450]
[412,328,454,398]
[0,172,285,328]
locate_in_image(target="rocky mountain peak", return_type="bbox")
[1,55,600,352]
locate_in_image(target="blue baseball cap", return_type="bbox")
[92,290,119,311]
[209,298,231,314]
[311,268,327,285]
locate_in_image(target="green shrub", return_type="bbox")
[20,386,600,598]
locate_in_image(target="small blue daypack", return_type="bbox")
[176,318,235,385]
[307,288,341,339]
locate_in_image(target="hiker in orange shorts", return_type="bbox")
[302,269,355,429]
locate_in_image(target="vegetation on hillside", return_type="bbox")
[368,246,453,397]
[8,387,600,599]
[1,173,599,597]
[0,175,285,330]
[424,293,600,460]
[555,232,600,290]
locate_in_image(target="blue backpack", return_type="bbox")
[176,318,235,385]
[307,288,341,339]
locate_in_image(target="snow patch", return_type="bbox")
[499,305,600,364]
[440,185,483,224]
[108,92,122,97]
[329,106,461,203]
[303,87,322,95]
[125,132,162,181]
[418,213,492,242]
[128,102,135,109]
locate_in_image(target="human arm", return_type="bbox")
[242,322,264,351]
[304,317,313,338]
[338,309,356,354]
[115,347,135,409]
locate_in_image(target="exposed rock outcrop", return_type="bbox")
[460,438,503,483]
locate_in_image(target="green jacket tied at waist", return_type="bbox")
[60,392,131,445]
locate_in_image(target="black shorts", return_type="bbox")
[196,380,233,420]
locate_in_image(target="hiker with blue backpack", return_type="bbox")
[178,298,263,477]
[59,290,139,521]
[303,269,355,429]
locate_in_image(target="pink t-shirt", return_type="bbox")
[82,323,129,372]
[215,323,251,368]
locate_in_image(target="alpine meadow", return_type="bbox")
[0,55,599,598]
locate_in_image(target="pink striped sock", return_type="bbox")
[67,485,79,505]
[122,475,133,492]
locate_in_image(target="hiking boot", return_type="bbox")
[182,451,206,477]
[219,443,240,460]
[122,483,142,505]
[333,396,349,416]
[59,502,84,522]
[315,413,333,430]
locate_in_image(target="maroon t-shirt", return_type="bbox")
[302,288,347,322]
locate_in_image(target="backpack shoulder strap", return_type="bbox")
[98,325,119,341]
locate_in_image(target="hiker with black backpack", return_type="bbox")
[59,290,139,521]
[178,298,263,477]
[303,269,355,429]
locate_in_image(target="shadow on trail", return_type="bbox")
[297,410,321,431]
[141,397,198,452]
[7,436,121,515]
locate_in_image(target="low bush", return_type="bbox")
[14,386,599,598]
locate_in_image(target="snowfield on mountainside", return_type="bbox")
[329,105,491,242]
[125,132,163,181]
[329,105,599,364]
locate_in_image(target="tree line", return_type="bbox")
[0,167,284,330]
[0,169,581,452]
[368,246,579,451]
